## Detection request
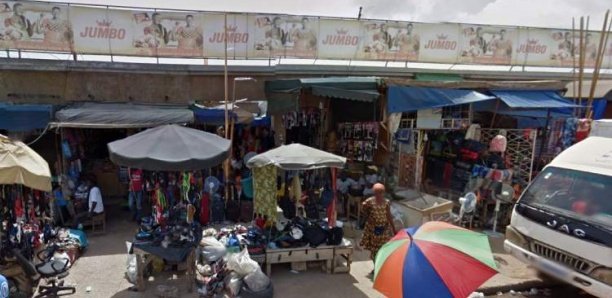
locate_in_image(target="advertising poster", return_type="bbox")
[130,10,203,57]
[248,15,318,58]
[418,23,460,64]
[202,13,249,58]
[458,25,515,65]
[317,19,361,59]
[518,28,603,68]
[0,1,73,52]
[357,21,421,61]
[71,6,131,55]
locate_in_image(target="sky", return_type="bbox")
[46,0,611,30]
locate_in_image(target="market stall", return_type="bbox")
[1,134,86,297]
[107,124,231,292]
[49,102,196,228]
[246,143,354,275]
[387,86,581,230]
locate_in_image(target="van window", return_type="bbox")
[520,166,612,227]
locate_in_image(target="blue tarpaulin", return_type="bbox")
[0,103,53,131]
[387,86,494,113]
[192,106,236,125]
[473,100,573,118]
[491,90,579,109]
[571,99,607,120]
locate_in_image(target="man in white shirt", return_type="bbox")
[88,182,104,215]
[73,176,104,227]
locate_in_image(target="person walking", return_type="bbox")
[360,183,396,276]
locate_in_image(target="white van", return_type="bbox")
[590,120,612,138]
[504,137,612,297]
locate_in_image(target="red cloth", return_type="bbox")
[571,200,588,215]
[442,162,453,188]
[200,192,210,225]
[129,168,143,192]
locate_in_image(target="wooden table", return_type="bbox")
[265,239,353,276]
[133,246,196,292]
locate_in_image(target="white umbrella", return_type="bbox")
[0,134,52,191]
[246,143,347,170]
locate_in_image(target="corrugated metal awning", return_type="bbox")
[51,102,194,128]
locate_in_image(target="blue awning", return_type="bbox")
[473,100,572,118]
[491,90,579,109]
[0,103,53,131]
[387,86,494,113]
[192,106,236,125]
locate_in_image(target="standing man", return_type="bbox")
[128,168,144,221]
[360,183,396,277]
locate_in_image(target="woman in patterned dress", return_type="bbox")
[360,183,396,275]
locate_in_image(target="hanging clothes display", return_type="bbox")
[252,165,278,221]
[561,118,578,149]
[282,109,321,146]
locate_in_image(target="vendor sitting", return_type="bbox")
[73,176,105,228]
[361,166,380,197]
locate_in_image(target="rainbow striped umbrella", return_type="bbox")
[373,221,497,298]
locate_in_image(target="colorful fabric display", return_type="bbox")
[252,165,278,221]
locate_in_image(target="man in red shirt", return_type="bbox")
[128,168,144,221]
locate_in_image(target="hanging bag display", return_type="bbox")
[489,135,507,153]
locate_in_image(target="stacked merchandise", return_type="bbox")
[337,122,379,162]
[196,226,272,298]
[1,186,87,297]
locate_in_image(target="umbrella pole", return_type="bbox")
[223,13,230,202]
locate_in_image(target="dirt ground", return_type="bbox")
[58,201,544,298]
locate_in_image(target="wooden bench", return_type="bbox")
[332,244,353,274]
[81,213,106,234]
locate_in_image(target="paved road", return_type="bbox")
[486,284,595,297]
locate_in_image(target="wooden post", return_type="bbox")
[490,99,501,128]
[587,10,610,118]
[577,17,585,115]
[571,17,578,117]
